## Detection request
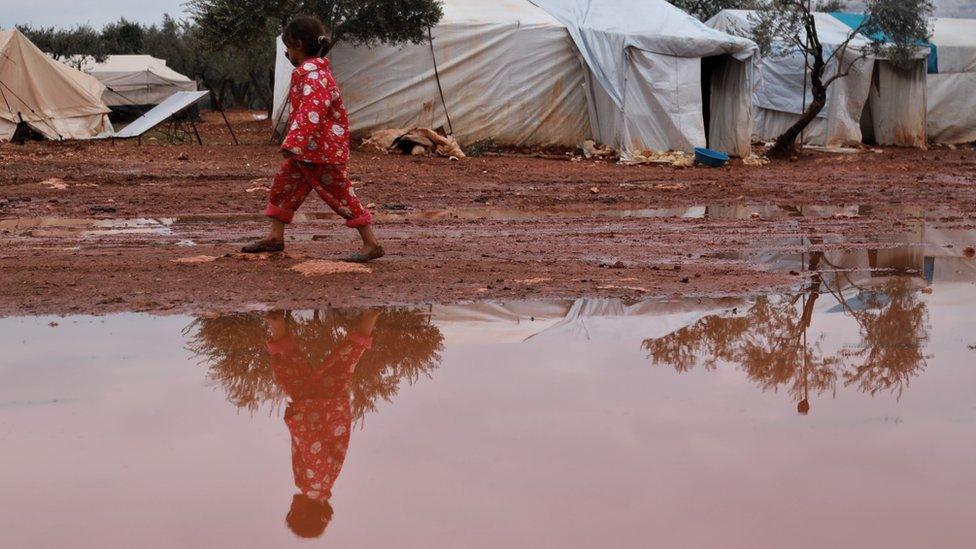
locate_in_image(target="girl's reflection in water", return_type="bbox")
[266,310,379,538]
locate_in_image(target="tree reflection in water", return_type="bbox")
[185,308,444,421]
[185,308,444,538]
[643,252,931,413]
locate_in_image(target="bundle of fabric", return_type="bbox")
[360,128,465,158]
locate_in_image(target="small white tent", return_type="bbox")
[0,29,112,141]
[82,55,197,108]
[926,18,976,144]
[273,0,759,157]
[707,10,928,148]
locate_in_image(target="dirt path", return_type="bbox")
[1,113,974,316]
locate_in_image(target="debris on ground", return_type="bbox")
[742,154,770,166]
[590,187,600,194]
[41,178,68,190]
[171,255,220,264]
[581,140,615,160]
[620,150,695,167]
[515,277,553,284]
[360,128,465,158]
[291,260,371,276]
[964,246,975,258]
[88,205,117,214]
[245,186,270,193]
[462,138,496,157]
[178,152,189,161]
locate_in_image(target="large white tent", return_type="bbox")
[273,0,759,157]
[274,0,591,148]
[81,55,197,108]
[707,10,928,148]
[926,17,976,144]
[529,0,758,157]
[0,29,113,141]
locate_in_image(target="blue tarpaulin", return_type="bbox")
[830,12,938,73]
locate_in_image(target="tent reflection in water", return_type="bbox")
[273,0,759,158]
[80,54,198,120]
[0,29,113,142]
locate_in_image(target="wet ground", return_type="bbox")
[2,113,976,546]
[1,113,975,314]
[2,258,975,548]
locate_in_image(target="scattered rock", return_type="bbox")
[590,187,600,194]
[171,255,220,264]
[291,260,371,277]
[41,178,68,190]
[178,152,189,161]
[515,277,553,284]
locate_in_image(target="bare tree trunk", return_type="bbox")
[768,12,830,160]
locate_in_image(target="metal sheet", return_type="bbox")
[113,90,209,138]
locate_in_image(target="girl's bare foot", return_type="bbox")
[346,245,385,263]
[242,238,285,253]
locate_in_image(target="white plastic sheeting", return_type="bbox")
[274,0,591,148]
[530,0,758,157]
[82,55,197,107]
[273,0,759,156]
[0,29,112,141]
[113,91,209,138]
[926,18,976,144]
[707,10,928,148]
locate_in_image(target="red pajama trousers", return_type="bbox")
[265,159,372,228]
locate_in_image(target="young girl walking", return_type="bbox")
[243,15,384,263]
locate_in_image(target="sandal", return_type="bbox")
[241,238,285,253]
[345,246,385,263]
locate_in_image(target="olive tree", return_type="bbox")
[188,0,444,51]
[750,0,933,158]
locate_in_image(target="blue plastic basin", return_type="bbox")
[694,147,729,167]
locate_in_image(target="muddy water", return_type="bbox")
[2,273,975,547]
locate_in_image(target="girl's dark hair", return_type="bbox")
[283,15,331,56]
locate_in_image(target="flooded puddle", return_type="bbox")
[2,262,975,547]
[2,203,966,239]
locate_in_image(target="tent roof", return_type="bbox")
[531,0,757,59]
[442,0,563,26]
[529,0,757,112]
[82,54,194,83]
[0,29,109,127]
[708,9,872,51]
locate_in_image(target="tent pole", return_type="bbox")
[190,119,203,146]
[212,92,239,145]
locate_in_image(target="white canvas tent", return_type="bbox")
[707,10,928,148]
[274,0,591,148]
[81,55,197,108]
[529,0,758,157]
[273,0,759,157]
[926,18,976,144]
[0,29,112,141]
